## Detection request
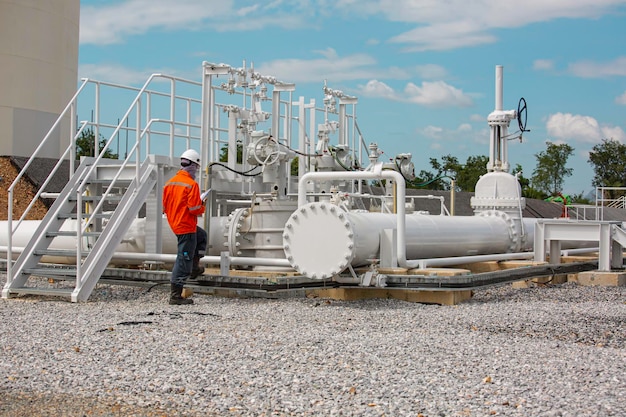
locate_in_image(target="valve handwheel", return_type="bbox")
[254,136,281,166]
[517,97,529,133]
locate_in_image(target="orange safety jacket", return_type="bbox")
[163,170,205,235]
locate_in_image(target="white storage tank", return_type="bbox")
[0,0,80,158]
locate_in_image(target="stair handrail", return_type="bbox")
[6,79,91,276]
[74,74,202,280]
[78,117,161,232]
[75,73,195,231]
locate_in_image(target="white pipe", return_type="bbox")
[0,248,291,268]
[495,65,503,111]
[297,165,411,268]
[0,218,291,269]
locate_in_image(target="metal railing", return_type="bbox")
[595,186,626,220]
[6,74,203,283]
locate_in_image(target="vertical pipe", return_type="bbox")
[170,79,176,154]
[201,67,210,163]
[338,102,346,146]
[450,179,456,216]
[227,111,238,169]
[297,96,306,178]
[495,65,503,111]
[272,89,280,139]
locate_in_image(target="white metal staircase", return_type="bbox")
[3,72,205,302]
[2,156,159,302]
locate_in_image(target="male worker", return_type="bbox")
[162,149,207,305]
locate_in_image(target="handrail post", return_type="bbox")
[76,188,82,286]
[136,99,141,183]
[7,190,13,281]
[70,101,76,173]
[94,81,101,157]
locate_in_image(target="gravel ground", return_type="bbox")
[0,274,624,417]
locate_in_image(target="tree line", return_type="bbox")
[410,139,626,203]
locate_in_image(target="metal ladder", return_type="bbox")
[2,156,160,302]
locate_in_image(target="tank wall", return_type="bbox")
[0,0,80,158]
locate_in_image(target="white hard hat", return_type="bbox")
[180,149,201,166]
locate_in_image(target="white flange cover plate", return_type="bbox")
[283,202,355,279]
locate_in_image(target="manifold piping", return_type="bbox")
[297,164,416,269]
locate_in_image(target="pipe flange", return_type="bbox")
[283,202,355,279]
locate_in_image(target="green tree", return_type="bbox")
[588,138,626,199]
[76,128,118,159]
[412,157,453,190]
[413,154,488,192]
[531,141,574,196]
[219,142,243,164]
[455,155,488,192]
[511,163,546,199]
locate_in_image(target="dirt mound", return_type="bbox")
[0,157,48,220]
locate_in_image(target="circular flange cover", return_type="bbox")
[283,202,355,279]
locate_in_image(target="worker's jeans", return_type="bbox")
[171,227,207,286]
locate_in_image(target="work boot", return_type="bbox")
[169,284,193,305]
[190,256,204,279]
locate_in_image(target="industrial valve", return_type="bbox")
[394,153,416,181]
[246,131,293,184]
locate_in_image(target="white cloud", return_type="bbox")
[404,81,473,107]
[364,0,626,51]
[533,59,555,71]
[80,0,626,51]
[80,0,228,44]
[79,0,307,45]
[359,80,397,100]
[617,91,626,105]
[422,125,444,138]
[256,55,407,84]
[357,79,473,108]
[568,56,626,78]
[546,112,626,144]
[470,114,484,122]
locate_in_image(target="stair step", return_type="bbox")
[6,287,74,297]
[87,179,133,185]
[58,213,112,220]
[68,195,124,202]
[34,249,89,257]
[23,267,77,277]
[46,231,101,237]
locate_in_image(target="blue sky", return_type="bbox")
[78,0,626,196]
